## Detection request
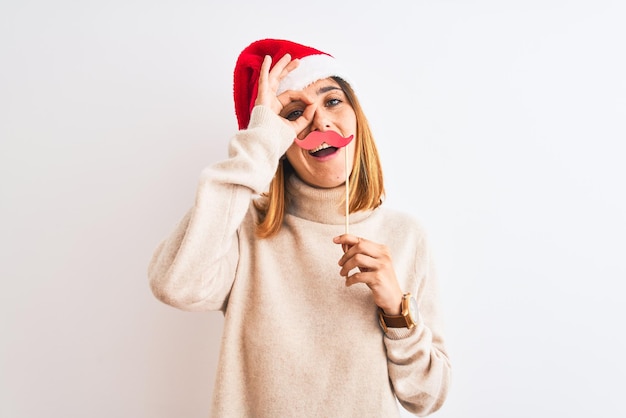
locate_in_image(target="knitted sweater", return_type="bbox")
[148,105,451,417]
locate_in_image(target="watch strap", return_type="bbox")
[378,293,418,332]
[379,311,410,328]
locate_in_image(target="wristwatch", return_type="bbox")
[378,293,419,333]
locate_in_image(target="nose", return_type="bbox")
[311,107,331,132]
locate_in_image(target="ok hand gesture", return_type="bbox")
[254,54,317,135]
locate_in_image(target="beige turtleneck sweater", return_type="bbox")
[148,106,450,417]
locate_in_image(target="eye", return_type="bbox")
[326,98,341,107]
[285,109,304,121]
[280,103,305,121]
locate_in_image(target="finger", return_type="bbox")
[254,55,273,107]
[344,270,384,288]
[258,54,294,109]
[336,236,383,266]
[280,58,300,78]
[345,270,370,287]
[333,234,361,249]
[277,89,314,108]
[344,271,404,315]
[290,101,317,133]
[339,252,382,277]
[334,234,362,265]
[268,54,296,81]
[259,54,272,82]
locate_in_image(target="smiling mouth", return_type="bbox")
[309,143,338,158]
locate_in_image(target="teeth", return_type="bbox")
[310,142,331,154]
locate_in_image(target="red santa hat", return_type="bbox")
[233,38,351,129]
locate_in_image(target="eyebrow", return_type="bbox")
[284,85,343,107]
[316,85,342,95]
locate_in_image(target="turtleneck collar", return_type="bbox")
[284,174,373,225]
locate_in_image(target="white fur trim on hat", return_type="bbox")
[277,54,351,94]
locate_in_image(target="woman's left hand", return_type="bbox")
[334,234,404,315]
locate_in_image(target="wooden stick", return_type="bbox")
[345,147,349,235]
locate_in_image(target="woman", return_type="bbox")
[149,38,450,417]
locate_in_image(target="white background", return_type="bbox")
[2,1,625,417]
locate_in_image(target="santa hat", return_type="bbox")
[233,38,351,129]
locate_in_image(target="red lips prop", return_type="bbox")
[294,130,354,150]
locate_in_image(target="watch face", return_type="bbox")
[409,297,418,322]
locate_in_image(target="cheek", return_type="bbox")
[346,138,357,157]
[348,142,357,169]
[285,143,305,166]
[285,142,299,158]
[341,109,357,133]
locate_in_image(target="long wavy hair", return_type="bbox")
[253,77,385,238]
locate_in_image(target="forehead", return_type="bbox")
[303,77,343,94]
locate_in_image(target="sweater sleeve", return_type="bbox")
[147,106,296,312]
[384,241,451,416]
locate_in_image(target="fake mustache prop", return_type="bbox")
[294,130,354,150]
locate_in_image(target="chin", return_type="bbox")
[313,180,345,189]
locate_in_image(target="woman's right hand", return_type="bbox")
[254,54,317,134]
